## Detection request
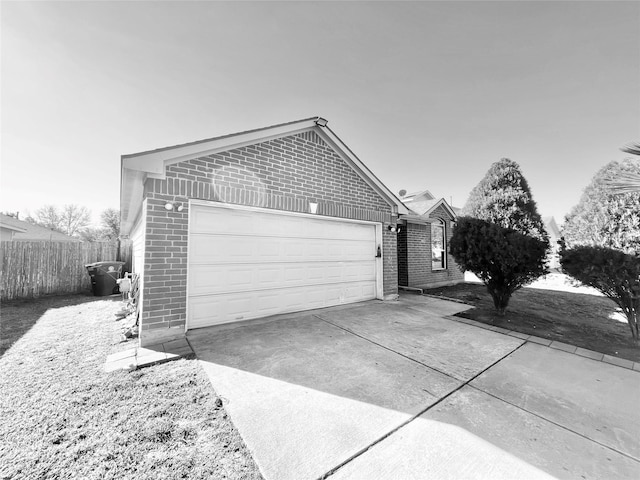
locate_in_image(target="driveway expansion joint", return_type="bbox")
[312,313,461,383]
[467,383,640,464]
[317,323,527,480]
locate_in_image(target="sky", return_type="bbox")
[2,1,638,227]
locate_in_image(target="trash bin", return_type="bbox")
[85,261,125,296]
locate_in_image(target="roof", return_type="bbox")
[0,214,81,242]
[120,116,408,234]
[401,189,434,202]
[0,217,27,233]
[402,197,457,220]
[122,117,320,160]
[405,198,439,216]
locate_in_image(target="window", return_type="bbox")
[431,219,446,270]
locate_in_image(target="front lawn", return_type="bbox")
[0,294,262,480]
[424,277,639,362]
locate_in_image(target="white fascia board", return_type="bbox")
[120,168,145,236]
[400,199,457,224]
[319,127,409,215]
[423,198,457,220]
[122,119,319,176]
[0,222,27,233]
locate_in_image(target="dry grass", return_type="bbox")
[0,294,263,480]
[425,276,639,362]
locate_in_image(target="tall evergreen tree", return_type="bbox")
[453,158,549,316]
[461,158,547,241]
[563,158,640,255]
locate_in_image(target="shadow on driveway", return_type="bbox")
[189,296,640,480]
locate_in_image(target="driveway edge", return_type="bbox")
[443,314,640,372]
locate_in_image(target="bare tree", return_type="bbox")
[100,208,120,240]
[29,204,91,237]
[33,205,62,230]
[60,205,91,237]
[77,208,120,241]
[79,226,104,242]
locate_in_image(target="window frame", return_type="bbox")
[431,218,447,271]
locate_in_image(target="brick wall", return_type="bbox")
[139,130,397,345]
[382,223,398,299]
[397,226,408,286]
[398,218,464,289]
[165,131,389,211]
[429,204,450,219]
[406,223,430,286]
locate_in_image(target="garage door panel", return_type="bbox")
[192,206,376,242]
[345,262,376,280]
[189,260,375,296]
[188,281,377,329]
[189,294,252,325]
[191,234,374,264]
[191,207,254,235]
[188,204,379,329]
[284,265,308,282]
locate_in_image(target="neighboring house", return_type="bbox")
[543,216,561,270]
[0,217,27,242]
[0,214,81,242]
[397,190,465,289]
[120,117,409,347]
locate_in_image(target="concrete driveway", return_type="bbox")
[189,295,640,480]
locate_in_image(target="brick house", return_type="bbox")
[397,190,465,289]
[120,117,408,347]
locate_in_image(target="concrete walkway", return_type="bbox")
[104,338,195,372]
[189,295,640,480]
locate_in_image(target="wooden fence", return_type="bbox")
[1,241,133,301]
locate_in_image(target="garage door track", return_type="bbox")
[189,295,640,480]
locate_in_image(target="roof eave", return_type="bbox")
[0,222,27,233]
[321,126,408,215]
[121,118,324,234]
[423,198,457,220]
[120,117,408,231]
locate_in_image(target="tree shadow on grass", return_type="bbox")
[0,293,122,357]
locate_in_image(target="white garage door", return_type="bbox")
[187,203,380,329]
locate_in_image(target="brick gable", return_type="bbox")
[428,204,453,220]
[165,132,389,211]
